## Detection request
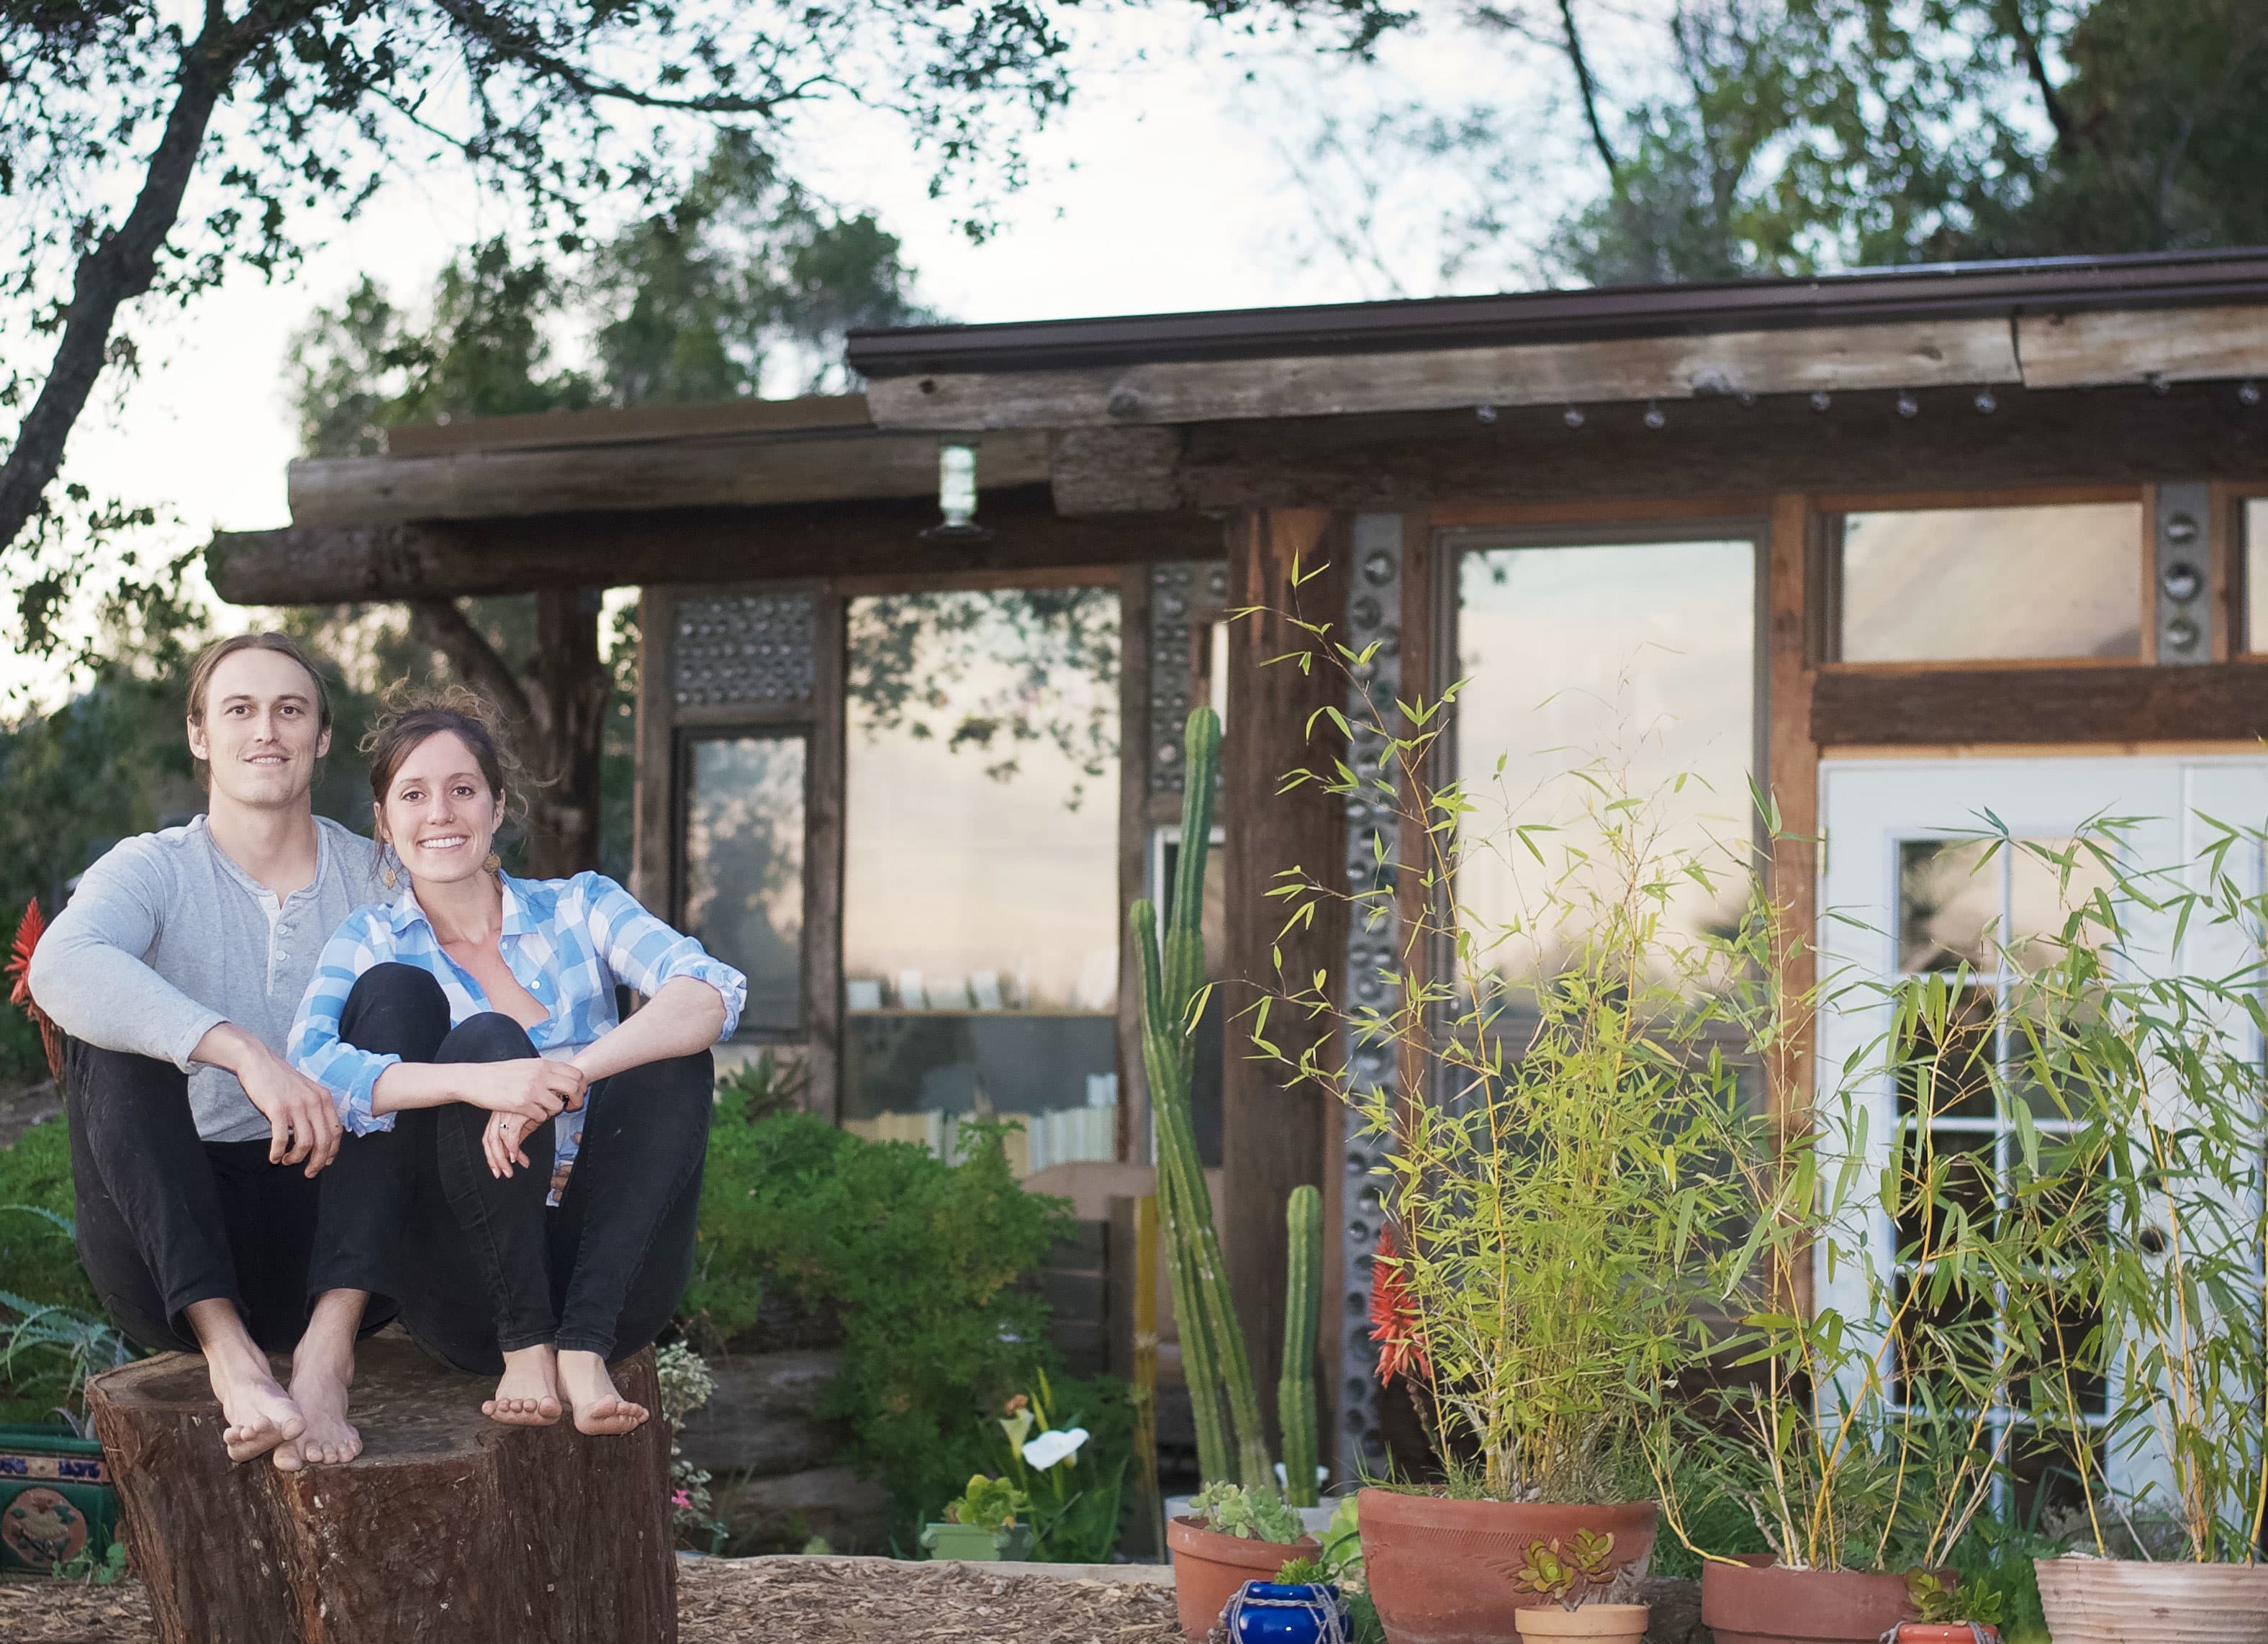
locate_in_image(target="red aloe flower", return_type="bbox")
[1368,1224,1430,1386]
[6,899,63,1084]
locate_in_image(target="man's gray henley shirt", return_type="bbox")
[28,815,384,1142]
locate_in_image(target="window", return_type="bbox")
[2244,499,2268,651]
[1836,504,2143,663]
[1455,535,1759,965]
[679,733,808,1035]
[839,588,1121,1177]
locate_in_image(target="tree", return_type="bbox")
[0,0,1402,644]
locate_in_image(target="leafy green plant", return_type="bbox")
[944,1473,1029,1532]
[683,1094,1067,1540]
[654,1340,725,1547]
[712,1050,810,1125]
[1189,1480,1306,1544]
[1131,707,1273,1492]
[52,1540,127,1586]
[1907,1569,2002,1627]
[1275,1555,1329,1584]
[0,1127,130,1425]
[1509,1530,1617,1611]
[992,1373,1128,1563]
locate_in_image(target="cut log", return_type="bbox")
[86,1332,674,1644]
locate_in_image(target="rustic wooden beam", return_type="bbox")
[1220,509,1349,1463]
[1764,494,1819,1323]
[2016,304,2268,390]
[207,489,1231,605]
[867,319,2024,430]
[288,427,1048,528]
[1167,384,2268,512]
[382,392,872,457]
[1809,660,2268,746]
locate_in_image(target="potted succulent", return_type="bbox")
[1887,1572,2000,1643]
[1507,1530,1649,1643]
[1167,1481,1321,1641]
[1248,682,1767,1644]
[920,1474,1034,1562]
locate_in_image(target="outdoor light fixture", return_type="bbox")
[921,441,995,544]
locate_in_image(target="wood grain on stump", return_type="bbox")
[86,1332,675,1644]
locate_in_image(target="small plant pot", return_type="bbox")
[1888,1627,1999,1643]
[2035,1555,2268,1644]
[1355,1489,1658,1644]
[0,1426,118,1580]
[1512,1602,1651,1642]
[918,1521,1033,1562]
[1224,1580,1349,1644]
[1701,1559,1951,1644]
[1167,1517,1321,1642]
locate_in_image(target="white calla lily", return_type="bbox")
[1020,1426,1089,1471]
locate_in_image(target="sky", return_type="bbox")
[2,5,1676,705]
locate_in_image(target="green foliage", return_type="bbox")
[0,1123,130,1424]
[52,1540,127,1586]
[712,1050,812,1126]
[1189,1481,1306,1545]
[684,1096,1067,1537]
[1907,1569,2002,1627]
[990,1372,1131,1562]
[1274,1555,1329,1584]
[1510,1530,1617,1612]
[944,1473,1030,1532]
[1132,708,1271,1491]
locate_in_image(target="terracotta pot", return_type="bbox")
[1355,1489,1658,1644]
[1512,1602,1651,1643]
[1888,1627,1998,1643]
[1165,1517,1320,1642]
[1701,1559,1943,1644]
[2035,1555,2268,1644]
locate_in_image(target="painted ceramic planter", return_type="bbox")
[1167,1517,1322,1642]
[2035,1555,2268,1644]
[1224,1580,1350,1644]
[1512,1602,1651,1643]
[1355,1490,1658,1644]
[1701,1559,1946,1644]
[0,1426,117,1581]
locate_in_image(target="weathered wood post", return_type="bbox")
[87,1333,675,1644]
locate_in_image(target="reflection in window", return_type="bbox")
[1455,538,1757,973]
[682,734,806,1034]
[841,588,1121,1178]
[1838,505,2143,663]
[2246,500,2268,651]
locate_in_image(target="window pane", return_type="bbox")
[682,735,806,1034]
[1839,504,2142,663]
[1456,538,1756,966]
[2246,500,2268,651]
[1899,839,1997,973]
[841,589,1121,1177]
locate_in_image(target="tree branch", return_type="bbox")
[407,597,536,727]
[1557,0,1619,182]
[430,0,828,116]
[1997,0,2076,152]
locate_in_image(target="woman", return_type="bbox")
[289,691,745,1433]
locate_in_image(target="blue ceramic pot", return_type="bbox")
[1224,1581,1349,1644]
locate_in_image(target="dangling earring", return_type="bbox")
[379,844,398,890]
[483,851,502,874]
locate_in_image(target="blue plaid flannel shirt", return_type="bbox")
[290,872,744,1192]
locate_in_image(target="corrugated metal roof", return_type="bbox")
[847,248,2268,379]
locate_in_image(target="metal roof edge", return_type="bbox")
[846,248,2268,378]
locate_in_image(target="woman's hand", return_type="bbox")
[482,1111,546,1179]
[456,1059,586,1126]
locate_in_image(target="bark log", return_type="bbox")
[86,1333,674,1644]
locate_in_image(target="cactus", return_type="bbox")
[1131,707,1274,1493]
[1278,1183,1322,1507]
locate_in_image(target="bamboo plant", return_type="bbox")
[1131,707,1273,1491]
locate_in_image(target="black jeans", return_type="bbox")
[335,963,710,1372]
[64,1039,403,1355]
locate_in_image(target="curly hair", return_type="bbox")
[361,682,525,831]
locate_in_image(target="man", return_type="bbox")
[29,633,396,1470]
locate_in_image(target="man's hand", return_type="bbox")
[193,1024,343,1176]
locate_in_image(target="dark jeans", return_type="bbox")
[335,962,710,1373]
[64,1039,403,1355]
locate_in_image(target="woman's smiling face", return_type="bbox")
[376,729,503,888]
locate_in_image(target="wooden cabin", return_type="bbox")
[209,246,2268,1480]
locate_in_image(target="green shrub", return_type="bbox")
[0,1116,119,1422]
[685,1096,1071,1537]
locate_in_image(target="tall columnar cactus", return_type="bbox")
[1278,1183,1322,1507]
[1131,707,1274,1493]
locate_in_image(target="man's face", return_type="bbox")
[187,649,330,811]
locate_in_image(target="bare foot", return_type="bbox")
[482,1345,562,1427]
[557,1349,649,1435]
[285,1337,361,1467]
[209,1355,307,1468]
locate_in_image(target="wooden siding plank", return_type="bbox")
[1810,661,2268,745]
[866,320,2025,430]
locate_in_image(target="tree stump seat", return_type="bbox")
[86,1331,675,1644]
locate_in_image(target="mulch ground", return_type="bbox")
[0,1555,1184,1643]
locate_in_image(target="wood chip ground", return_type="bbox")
[0,1555,1185,1643]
